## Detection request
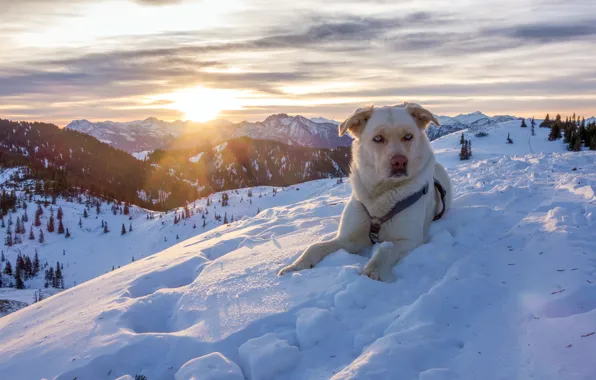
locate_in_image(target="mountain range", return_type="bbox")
[66,111,521,154]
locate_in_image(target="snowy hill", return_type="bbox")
[1,120,595,379]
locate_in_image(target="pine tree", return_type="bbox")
[223,213,228,224]
[590,135,596,150]
[15,264,24,289]
[3,260,12,276]
[65,228,71,238]
[5,225,13,247]
[129,223,132,232]
[1,251,4,262]
[54,262,63,288]
[58,219,65,234]
[22,211,28,223]
[540,113,551,128]
[506,133,513,144]
[33,251,40,274]
[548,122,562,141]
[83,208,88,218]
[34,210,41,227]
[202,219,206,228]
[57,207,63,220]
[0,217,4,229]
[96,203,100,215]
[79,218,83,228]
[124,203,130,215]
[121,223,126,235]
[531,117,536,136]
[520,119,527,128]
[47,213,55,233]
[39,229,45,243]
[29,226,35,240]
[104,222,109,233]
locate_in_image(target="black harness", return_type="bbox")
[361,179,447,244]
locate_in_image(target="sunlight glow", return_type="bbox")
[157,87,244,122]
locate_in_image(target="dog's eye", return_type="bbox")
[402,134,413,142]
[373,135,384,143]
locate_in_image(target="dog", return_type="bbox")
[278,102,453,282]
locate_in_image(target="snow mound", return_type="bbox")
[238,333,300,380]
[175,352,244,380]
[296,308,336,349]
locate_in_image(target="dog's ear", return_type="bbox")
[405,103,440,129]
[338,106,374,137]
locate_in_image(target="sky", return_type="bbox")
[1,0,596,126]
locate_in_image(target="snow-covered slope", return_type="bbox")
[427,112,518,141]
[1,120,595,380]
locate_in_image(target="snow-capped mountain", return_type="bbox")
[426,112,519,140]
[67,112,520,154]
[65,118,233,153]
[232,114,351,149]
[1,120,595,379]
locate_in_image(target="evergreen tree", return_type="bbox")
[83,208,88,218]
[121,223,127,235]
[96,203,100,215]
[29,225,35,240]
[506,133,513,144]
[15,264,24,289]
[223,213,228,224]
[58,219,65,234]
[247,189,253,197]
[1,251,4,262]
[22,211,28,223]
[33,251,40,274]
[3,260,12,276]
[79,218,83,228]
[104,222,109,233]
[531,117,536,136]
[65,228,71,238]
[5,225,13,247]
[129,223,132,232]
[47,213,55,233]
[540,113,551,128]
[520,119,527,128]
[34,210,41,227]
[57,207,63,220]
[202,219,206,228]
[0,217,4,229]
[548,122,562,141]
[39,229,45,243]
[54,262,63,288]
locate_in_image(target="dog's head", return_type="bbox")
[339,102,439,182]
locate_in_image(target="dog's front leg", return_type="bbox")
[278,239,346,276]
[362,240,419,282]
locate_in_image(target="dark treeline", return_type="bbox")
[146,137,351,197]
[540,113,596,151]
[0,119,197,210]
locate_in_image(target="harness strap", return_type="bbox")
[361,183,429,244]
[433,179,447,221]
[361,179,447,244]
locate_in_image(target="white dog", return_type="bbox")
[279,103,453,282]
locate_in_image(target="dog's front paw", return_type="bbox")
[278,261,311,276]
[278,264,298,276]
[361,264,382,281]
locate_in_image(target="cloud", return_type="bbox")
[487,20,596,43]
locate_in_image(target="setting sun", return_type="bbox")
[161,86,243,122]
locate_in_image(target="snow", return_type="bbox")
[238,334,300,380]
[132,150,152,161]
[175,352,244,380]
[1,119,595,379]
[189,152,205,163]
[295,308,336,349]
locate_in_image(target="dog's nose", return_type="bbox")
[391,154,408,169]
